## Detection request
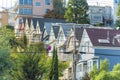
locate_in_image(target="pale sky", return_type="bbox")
[87,0,113,6]
[0,0,15,11]
[0,0,113,11]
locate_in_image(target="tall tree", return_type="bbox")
[49,46,58,80]
[64,0,89,24]
[0,25,14,80]
[11,43,48,80]
[53,0,65,15]
[0,49,12,80]
[44,0,65,19]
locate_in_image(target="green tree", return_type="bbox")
[64,0,89,24]
[53,0,65,15]
[89,59,110,80]
[111,64,120,80]
[49,46,58,80]
[11,44,48,80]
[115,19,120,28]
[44,0,65,19]
[0,49,12,80]
[100,59,109,71]
[116,4,120,28]
[0,25,15,80]
[0,25,14,49]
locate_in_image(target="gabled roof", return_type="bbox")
[52,26,60,39]
[60,23,74,37]
[23,18,66,32]
[86,28,120,47]
[75,28,84,41]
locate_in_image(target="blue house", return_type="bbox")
[76,28,120,80]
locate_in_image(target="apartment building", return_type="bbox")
[89,6,112,26]
[14,0,53,31]
[0,10,9,27]
[87,0,120,24]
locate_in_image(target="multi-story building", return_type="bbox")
[14,0,53,31]
[0,10,9,27]
[89,6,112,26]
[87,0,120,24]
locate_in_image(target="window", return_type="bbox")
[19,0,23,4]
[115,0,118,3]
[19,8,32,15]
[19,8,23,14]
[45,0,50,5]
[93,60,97,66]
[20,0,32,5]
[36,2,41,6]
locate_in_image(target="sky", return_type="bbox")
[0,0,16,11]
[0,0,113,11]
[87,0,113,6]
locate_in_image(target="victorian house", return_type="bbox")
[76,28,120,80]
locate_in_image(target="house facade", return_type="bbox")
[76,28,120,80]
[0,10,9,27]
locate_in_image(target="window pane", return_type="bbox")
[45,0,50,5]
[36,2,41,6]
[28,0,32,5]
[19,8,23,14]
[19,0,23,4]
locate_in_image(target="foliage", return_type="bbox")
[11,44,68,80]
[53,0,65,15]
[11,46,48,80]
[89,65,99,80]
[89,59,120,80]
[89,59,109,80]
[115,19,120,28]
[110,64,120,80]
[49,46,58,80]
[0,25,14,49]
[44,0,65,19]
[0,49,12,80]
[44,10,65,19]
[100,59,109,71]
[64,0,89,24]
[95,71,111,80]
[0,25,15,79]
[117,4,120,17]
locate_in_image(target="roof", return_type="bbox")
[23,18,66,32]
[75,28,84,41]
[86,28,120,47]
[52,26,60,39]
[61,23,74,37]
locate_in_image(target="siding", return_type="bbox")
[95,48,120,70]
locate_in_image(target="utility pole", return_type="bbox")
[72,23,76,80]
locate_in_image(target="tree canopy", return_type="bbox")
[64,0,89,24]
[89,59,120,80]
[44,0,65,19]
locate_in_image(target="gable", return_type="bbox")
[49,27,55,43]
[79,29,94,53]
[57,30,66,44]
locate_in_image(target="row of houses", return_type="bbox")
[16,18,120,80]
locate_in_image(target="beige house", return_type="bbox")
[0,10,9,27]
